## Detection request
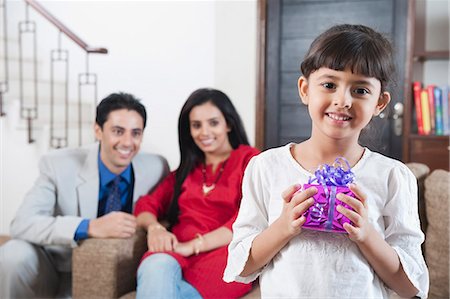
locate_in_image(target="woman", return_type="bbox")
[135,88,259,298]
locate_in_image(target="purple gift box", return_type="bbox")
[302,158,356,233]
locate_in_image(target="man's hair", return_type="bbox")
[95,92,147,128]
[300,24,395,92]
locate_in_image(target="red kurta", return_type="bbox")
[135,145,259,298]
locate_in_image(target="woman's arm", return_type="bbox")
[137,211,178,252]
[173,226,232,257]
[136,211,161,230]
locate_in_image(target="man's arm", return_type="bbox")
[10,155,84,247]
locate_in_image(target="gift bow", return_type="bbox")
[308,157,355,186]
[306,157,355,231]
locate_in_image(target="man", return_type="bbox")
[0,92,169,298]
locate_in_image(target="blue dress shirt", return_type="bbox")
[74,155,132,241]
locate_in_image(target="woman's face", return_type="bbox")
[189,101,232,158]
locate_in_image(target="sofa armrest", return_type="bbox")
[406,163,430,234]
[72,228,147,299]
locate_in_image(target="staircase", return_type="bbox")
[0,0,108,234]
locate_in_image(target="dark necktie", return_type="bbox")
[104,176,122,214]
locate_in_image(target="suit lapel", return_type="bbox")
[77,144,100,219]
[131,155,147,208]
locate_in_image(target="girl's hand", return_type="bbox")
[276,184,317,237]
[336,183,372,243]
[173,240,196,257]
[147,225,178,252]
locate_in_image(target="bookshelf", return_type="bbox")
[402,0,450,172]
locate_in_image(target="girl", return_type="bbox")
[224,24,429,298]
[134,88,259,298]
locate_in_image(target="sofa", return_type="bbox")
[0,163,448,298]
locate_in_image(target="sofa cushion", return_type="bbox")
[424,169,450,298]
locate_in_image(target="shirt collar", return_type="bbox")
[98,153,132,188]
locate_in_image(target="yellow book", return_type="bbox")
[421,90,431,135]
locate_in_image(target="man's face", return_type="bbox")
[95,109,144,174]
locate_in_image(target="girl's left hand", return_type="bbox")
[336,183,372,243]
[173,240,196,257]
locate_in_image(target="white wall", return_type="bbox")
[0,0,257,234]
[423,0,450,86]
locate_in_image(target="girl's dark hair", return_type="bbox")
[300,24,395,91]
[166,88,250,226]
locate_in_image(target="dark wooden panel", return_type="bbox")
[359,117,390,155]
[280,38,312,72]
[280,104,311,138]
[281,0,393,39]
[284,0,377,3]
[409,136,450,171]
[390,0,408,160]
[280,136,307,145]
[264,0,408,159]
[280,71,301,105]
[265,0,281,149]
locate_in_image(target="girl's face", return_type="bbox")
[298,67,390,142]
[189,101,232,158]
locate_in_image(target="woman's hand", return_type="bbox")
[146,225,178,252]
[336,183,373,243]
[275,184,316,238]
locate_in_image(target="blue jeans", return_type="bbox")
[136,253,203,299]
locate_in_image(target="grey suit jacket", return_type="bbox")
[10,143,169,271]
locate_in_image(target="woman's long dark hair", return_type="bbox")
[166,88,250,227]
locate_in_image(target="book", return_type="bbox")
[427,85,436,134]
[421,89,431,135]
[434,87,443,135]
[444,86,450,135]
[413,82,424,135]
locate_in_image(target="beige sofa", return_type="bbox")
[1,163,448,298]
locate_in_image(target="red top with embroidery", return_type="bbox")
[134,145,259,298]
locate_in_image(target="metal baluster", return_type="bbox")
[50,31,68,148]
[18,3,38,143]
[78,53,97,146]
[0,0,8,117]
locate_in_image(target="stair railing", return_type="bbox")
[14,0,108,146]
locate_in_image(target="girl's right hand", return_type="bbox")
[276,184,317,237]
[146,225,178,252]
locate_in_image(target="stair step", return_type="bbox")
[0,55,45,80]
[3,78,95,104]
[3,98,94,128]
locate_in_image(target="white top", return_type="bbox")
[224,144,429,298]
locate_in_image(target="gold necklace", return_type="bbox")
[201,160,228,196]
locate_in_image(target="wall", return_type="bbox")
[0,0,257,234]
[423,0,450,86]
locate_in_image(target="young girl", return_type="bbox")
[224,24,429,298]
[134,88,259,298]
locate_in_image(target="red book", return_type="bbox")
[413,82,424,135]
[427,85,436,134]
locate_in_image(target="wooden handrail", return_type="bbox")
[24,0,108,54]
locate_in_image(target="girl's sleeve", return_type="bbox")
[134,172,176,219]
[223,155,269,284]
[383,165,429,298]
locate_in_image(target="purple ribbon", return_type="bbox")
[308,157,355,186]
[305,157,355,231]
